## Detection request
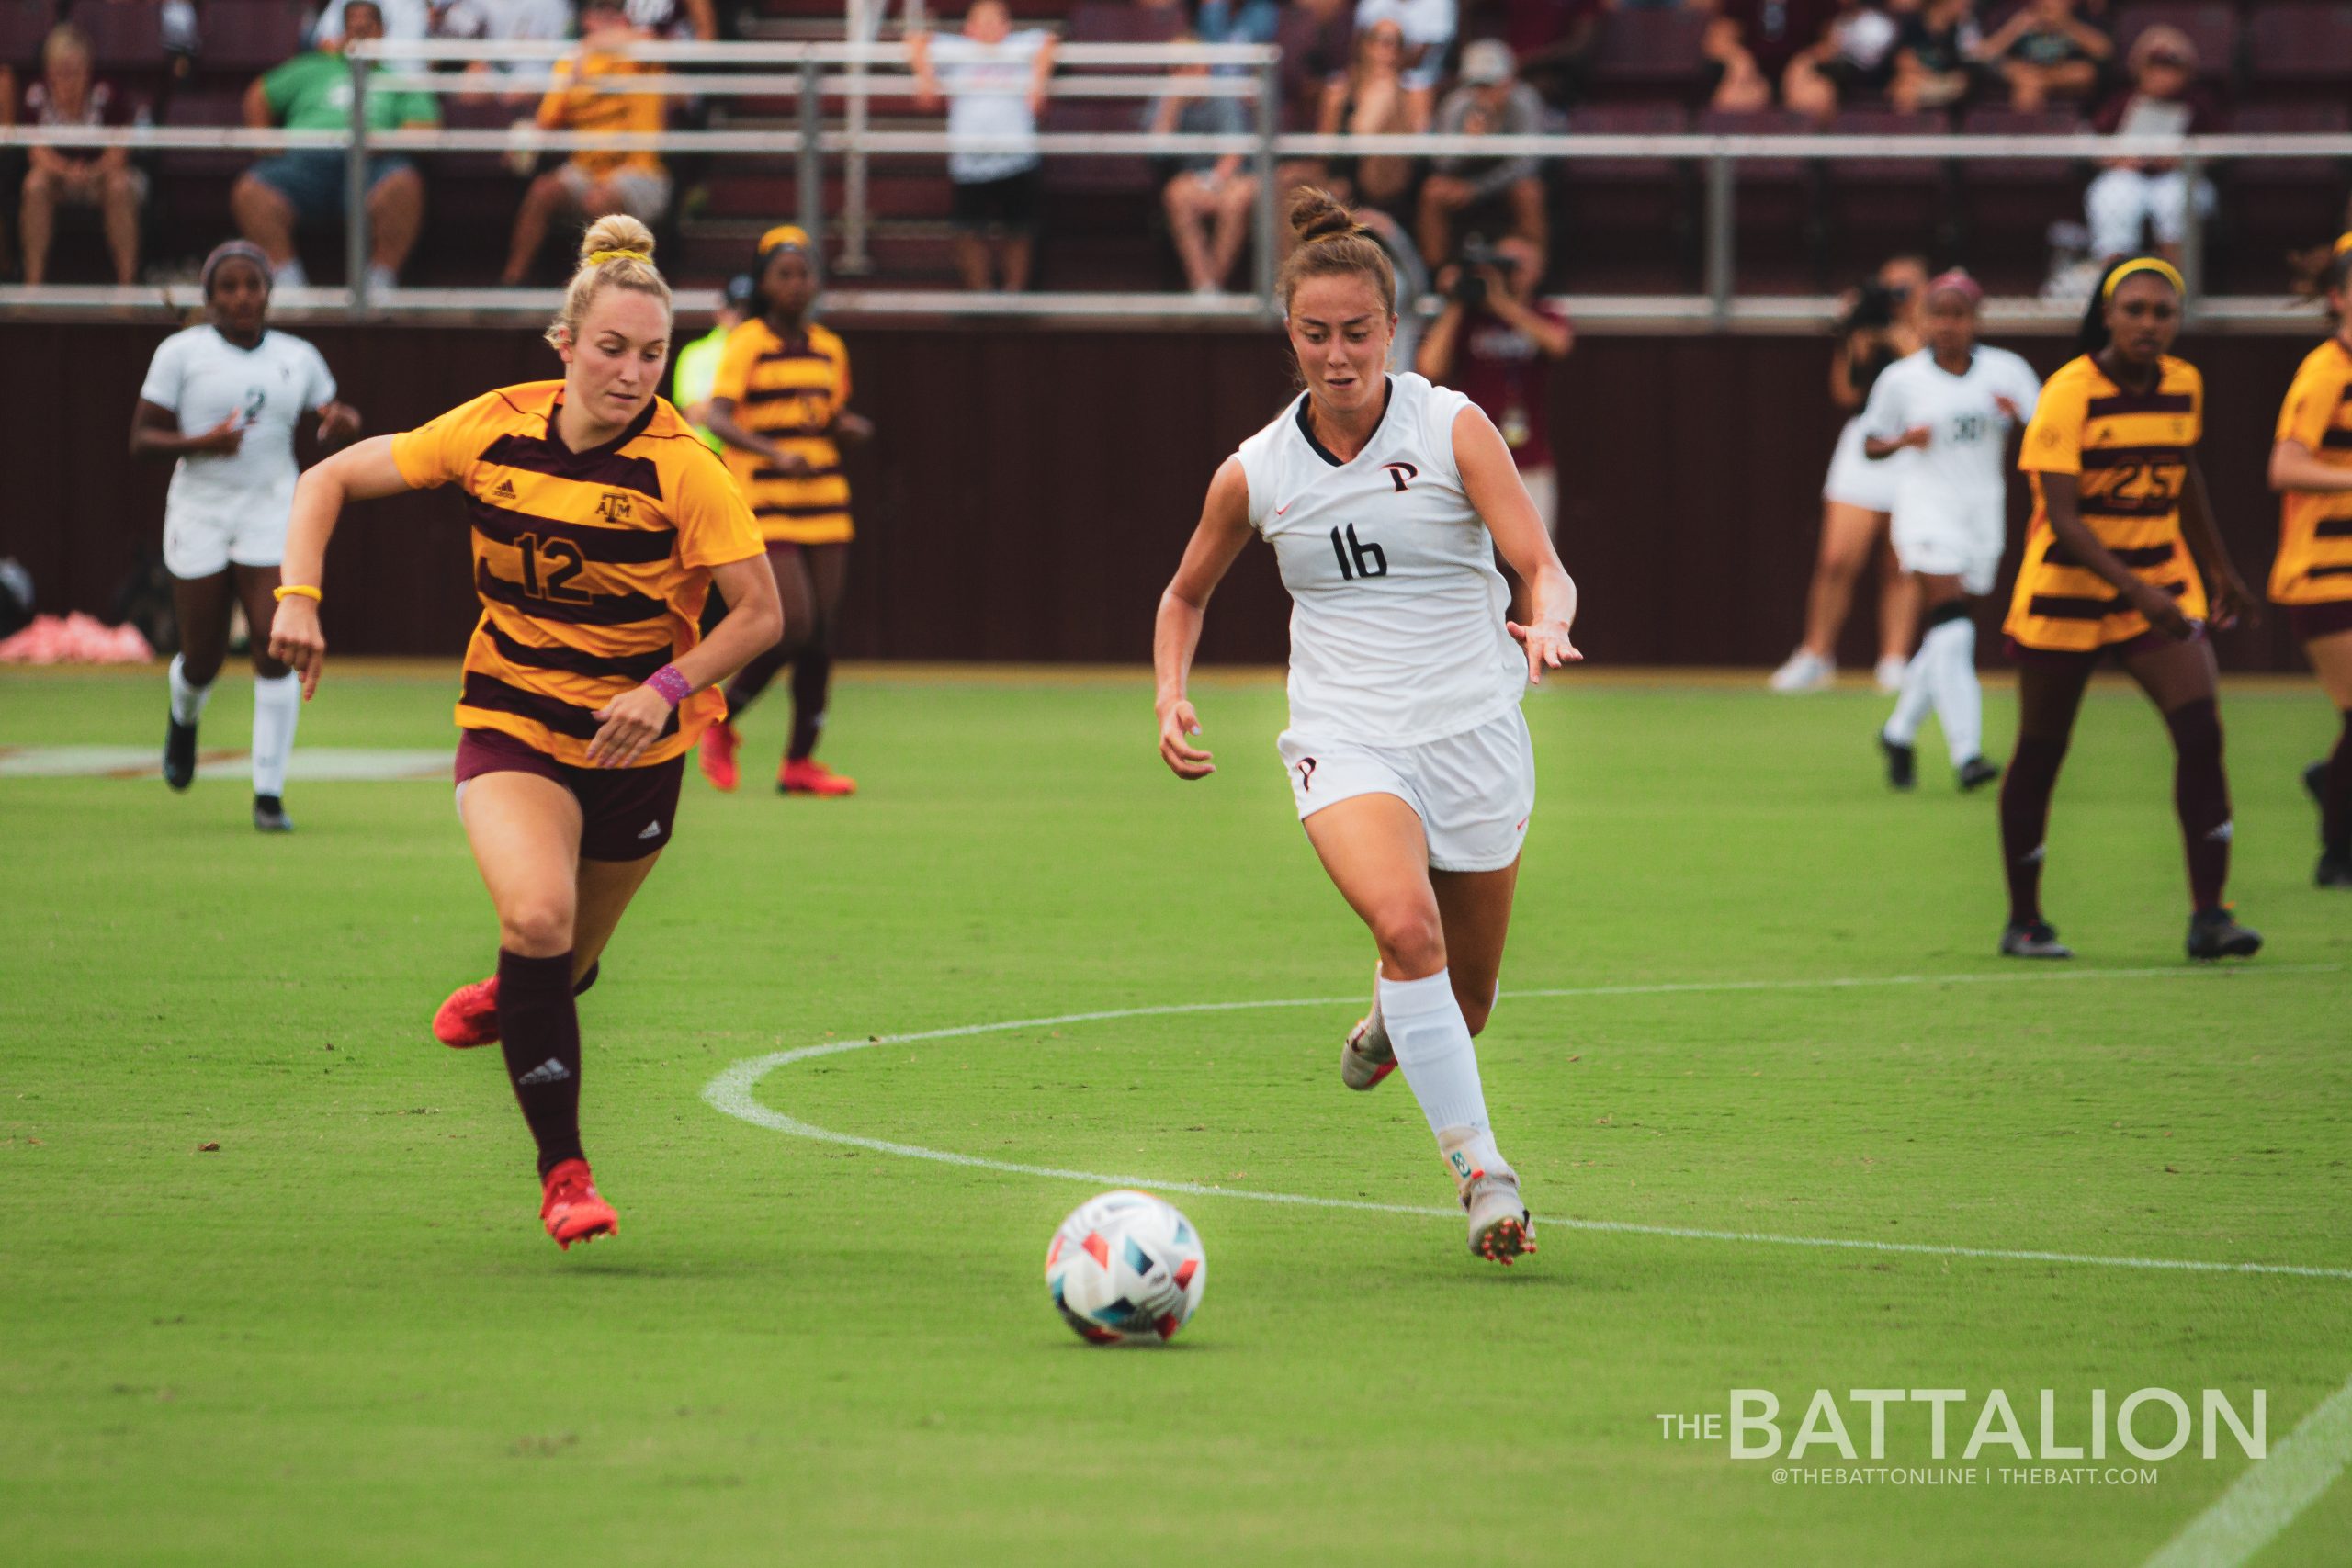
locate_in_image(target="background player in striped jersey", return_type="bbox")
[700,225,874,797]
[2265,233,2352,889]
[1996,257,2263,963]
[266,219,783,1250]
[132,240,361,832]
[1154,190,1583,1267]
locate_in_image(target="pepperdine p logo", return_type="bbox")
[1381,461,1419,492]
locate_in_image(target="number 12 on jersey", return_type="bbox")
[1329,524,1388,581]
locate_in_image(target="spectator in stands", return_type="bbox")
[620,0,721,40]
[1151,44,1260,293]
[1276,0,1355,205]
[439,0,578,98]
[1703,0,1838,114]
[1417,39,1545,271]
[1973,0,2109,114]
[1197,0,1283,48]
[1464,0,1605,110]
[313,0,433,67]
[232,0,437,291]
[1353,0,1456,118]
[2084,25,2218,265]
[909,1,1058,292]
[1318,18,1424,210]
[1890,0,1984,113]
[1781,0,1902,125]
[19,23,145,287]
[1414,233,1572,534]
[501,0,673,286]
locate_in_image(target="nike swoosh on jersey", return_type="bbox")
[1274,502,1292,516]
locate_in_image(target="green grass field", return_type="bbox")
[3,663,2347,1567]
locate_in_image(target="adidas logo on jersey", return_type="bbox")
[489,478,518,502]
[515,1057,571,1087]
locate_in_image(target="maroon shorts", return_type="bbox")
[453,728,683,863]
[2286,600,2352,643]
[2007,620,2207,671]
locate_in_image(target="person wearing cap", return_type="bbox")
[1853,268,2042,795]
[2084,26,2221,265]
[500,0,672,287]
[700,226,874,797]
[673,273,755,453]
[1416,39,1546,273]
[130,241,362,832]
[232,0,438,292]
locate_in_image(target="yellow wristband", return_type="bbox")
[272,584,322,604]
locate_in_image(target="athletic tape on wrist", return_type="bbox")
[647,664,692,708]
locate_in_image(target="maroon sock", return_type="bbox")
[2326,711,2352,859]
[2164,698,2233,912]
[724,642,790,717]
[787,647,834,762]
[1999,734,2069,925]
[571,960,600,998]
[496,949,583,1178]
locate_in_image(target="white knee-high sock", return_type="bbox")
[1924,615,1981,765]
[168,654,214,727]
[251,672,301,796]
[1882,647,1935,746]
[1378,968,1508,1182]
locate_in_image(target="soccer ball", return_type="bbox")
[1045,1190,1207,1346]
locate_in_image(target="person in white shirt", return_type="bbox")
[130,242,361,831]
[1860,269,2042,791]
[909,1,1059,291]
[1353,0,1455,110]
[1153,188,1582,1268]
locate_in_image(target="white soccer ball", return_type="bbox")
[1044,1190,1207,1346]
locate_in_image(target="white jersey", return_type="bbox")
[138,326,335,521]
[1859,345,2041,525]
[1234,373,1524,747]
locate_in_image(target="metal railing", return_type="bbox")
[2,37,2346,332]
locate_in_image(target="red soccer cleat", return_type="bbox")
[540,1158,619,1250]
[432,976,500,1048]
[778,757,857,796]
[699,719,742,793]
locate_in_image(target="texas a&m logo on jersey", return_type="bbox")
[596,491,635,524]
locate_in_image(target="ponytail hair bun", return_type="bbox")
[1275,187,1396,317]
[546,215,673,351]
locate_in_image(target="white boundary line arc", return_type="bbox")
[701,964,2352,1284]
[2139,1371,2352,1568]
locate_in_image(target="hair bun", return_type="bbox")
[1288,187,1362,247]
[578,214,657,270]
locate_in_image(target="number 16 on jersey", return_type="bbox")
[1329,524,1388,581]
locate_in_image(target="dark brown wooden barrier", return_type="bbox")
[4,320,2324,671]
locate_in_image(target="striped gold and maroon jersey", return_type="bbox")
[390,381,764,768]
[2269,337,2352,607]
[709,318,852,544]
[2005,353,2208,652]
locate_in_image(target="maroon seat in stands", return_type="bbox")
[0,0,59,72]
[1556,104,1693,292]
[195,0,311,76]
[1066,2,1186,46]
[2246,4,2352,85]
[1040,97,1151,193]
[2109,4,2238,80]
[2213,100,2352,292]
[1589,10,1709,100]
[1821,109,1953,274]
[1956,107,2087,290]
[76,0,166,73]
[1694,108,1815,290]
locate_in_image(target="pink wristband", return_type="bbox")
[647,664,692,708]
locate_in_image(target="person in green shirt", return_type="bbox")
[673,274,755,453]
[229,1,439,292]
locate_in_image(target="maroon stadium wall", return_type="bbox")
[8,321,2325,671]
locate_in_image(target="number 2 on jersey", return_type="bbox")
[1329,524,1388,581]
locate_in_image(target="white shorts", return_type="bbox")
[557,162,672,224]
[1277,706,1535,874]
[1821,416,1898,513]
[163,501,288,578]
[1891,498,2004,596]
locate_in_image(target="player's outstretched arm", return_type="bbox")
[268,435,415,700]
[1455,404,1581,682]
[1154,457,1253,780]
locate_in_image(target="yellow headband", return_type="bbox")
[587,248,651,268]
[756,224,811,258]
[2103,257,2184,299]
[2334,231,2352,258]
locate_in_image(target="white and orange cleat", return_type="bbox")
[1340,964,1396,1090]
[539,1158,618,1251]
[1460,1168,1535,1266]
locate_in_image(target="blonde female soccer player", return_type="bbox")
[266,219,783,1249]
[1996,256,2262,962]
[2265,232,2352,888]
[1153,188,1583,1267]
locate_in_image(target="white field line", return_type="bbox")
[702,965,2352,1283]
[2140,1371,2352,1568]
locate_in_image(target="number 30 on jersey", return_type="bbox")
[1329,524,1388,581]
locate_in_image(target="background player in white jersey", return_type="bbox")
[1860,270,2041,792]
[130,241,359,831]
[1153,189,1582,1268]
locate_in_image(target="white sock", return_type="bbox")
[364,262,398,295]
[1882,646,1934,746]
[1378,969,1508,1182]
[275,256,308,288]
[252,671,301,796]
[1924,615,1982,765]
[168,654,213,727]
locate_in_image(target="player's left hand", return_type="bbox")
[1508,617,1583,684]
[588,685,674,768]
[316,402,362,446]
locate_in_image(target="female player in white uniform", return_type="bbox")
[131,240,359,831]
[1860,270,2042,792]
[1153,189,1583,1267]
